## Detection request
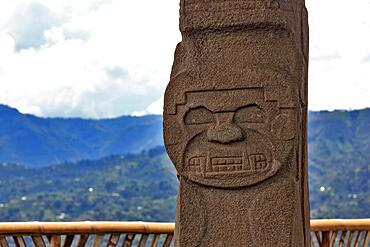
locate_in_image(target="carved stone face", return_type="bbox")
[165,85,297,188]
[164,29,300,188]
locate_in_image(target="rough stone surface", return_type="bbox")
[164,0,310,246]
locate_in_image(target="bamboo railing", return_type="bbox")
[0,219,369,247]
[310,219,370,247]
[0,222,174,247]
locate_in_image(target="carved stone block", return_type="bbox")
[164,0,310,246]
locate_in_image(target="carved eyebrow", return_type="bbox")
[235,103,263,111]
[187,105,213,111]
[209,104,263,114]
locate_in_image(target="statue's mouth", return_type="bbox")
[187,153,269,175]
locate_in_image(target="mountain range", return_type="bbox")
[1,104,369,171]
[0,105,369,220]
[308,108,369,218]
[0,104,163,167]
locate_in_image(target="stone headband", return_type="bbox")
[180,0,304,32]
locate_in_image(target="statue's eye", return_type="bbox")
[184,107,214,125]
[234,105,264,123]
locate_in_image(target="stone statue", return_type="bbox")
[163,0,310,246]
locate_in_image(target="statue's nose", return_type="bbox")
[207,113,244,144]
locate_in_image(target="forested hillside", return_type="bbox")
[0,107,368,220]
[308,109,370,218]
[0,105,163,167]
[0,147,177,221]
[0,142,369,221]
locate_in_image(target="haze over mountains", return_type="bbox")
[1,104,369,168]
[0,104,163,167]
[0,104,369,220]
[307,109,369,218]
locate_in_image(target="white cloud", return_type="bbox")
[307,0,370,111]
[0,0,180,118]
[5,2,65,51]
[0,0,369,118]
[132,96,163,116]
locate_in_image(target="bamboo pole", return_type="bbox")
[311,219,370,231]
[0,219,369,235]
[0,222,175,235]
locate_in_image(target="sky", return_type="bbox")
[0,0,369,119]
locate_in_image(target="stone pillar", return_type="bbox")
[164,0,310,246]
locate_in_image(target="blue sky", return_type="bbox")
[0,0,369,118]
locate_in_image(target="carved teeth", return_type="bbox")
[189,157,202,165]
[188,154,268,174]
[211,157,242,166]
[211,164,243,172]
[249,154,267,171]
[188,157,206,172]
[210,157,244,172]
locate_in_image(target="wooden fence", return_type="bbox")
[0,219,369,247]
[311,219,370,247]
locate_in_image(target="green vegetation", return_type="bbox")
[0,147,177,222]
[0,109,369,221]
[0,104,163,167]
[308,109,370,219]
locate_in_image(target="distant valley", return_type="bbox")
[0,147,178,222]
[0,105,369,220]
[0,104,163,167]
